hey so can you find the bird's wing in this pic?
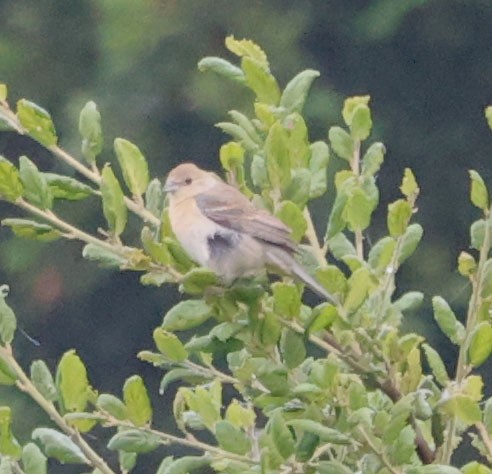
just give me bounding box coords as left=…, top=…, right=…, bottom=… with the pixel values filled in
left=195, top=185, right=296, bottom=251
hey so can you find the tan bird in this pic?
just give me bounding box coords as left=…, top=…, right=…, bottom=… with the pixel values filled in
left=164, top=163, right=334, bottom=302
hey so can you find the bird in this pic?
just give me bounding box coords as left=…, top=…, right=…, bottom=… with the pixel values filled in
left=164, top=163, right=334, bottom=302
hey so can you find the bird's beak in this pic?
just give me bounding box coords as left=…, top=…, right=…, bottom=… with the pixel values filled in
left=163, top=179, right=177, bottom=194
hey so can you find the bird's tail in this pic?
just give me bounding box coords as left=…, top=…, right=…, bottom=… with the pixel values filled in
left=265, top=247, right=336, bottom=304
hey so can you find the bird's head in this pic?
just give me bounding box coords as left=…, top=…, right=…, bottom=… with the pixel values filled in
left=164, top=163, right=218, bottom=199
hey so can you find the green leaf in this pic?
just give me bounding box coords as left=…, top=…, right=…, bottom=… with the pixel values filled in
left=432, top=296, right=465, bottom=345
left=400, top=168, right=419, bottom=198
left=0, top=158, right=23, bottom=201
left=219, top=141, right=246, bottom=172
left=367, top=236, right=395, bottom=272
left=216, top=122, right=259, bottom=151
left=119, top=451, right=137, bottom=473
left=344, top=266, right=374, bottom=312
left=399, top=223, right=423, bottom=263
left=308, top=303, right=337, bottom=332
left=387, top=199, right=412, bottom=237
left=225, top=400, right=256, bottom=429
left=486, top=105, right=492, bottom=131
left=265, top=122, right=290, bottom=190
left=22, top=442, right=47, bottom=474
left=114, top=138, right=150, bottom=197
left=96, top=394, right=127, bottom=420
left=268, top=411, right=295, bottom=459
left=214, top=420, right=251, bottom=455
left=309, top=141, right=329, bottom=198
left=349, top=104, right=372, bottom=140
left=82, top=243, right=127, bottom=268
left=272, top=282, right=301, bottom=319
left=30, top=360, right=57, bottom=401
left=123, top=375, right=152, bottom=427
left=2, top=218, right=60, bottom=242
left=422, top=343, right=449, bottom=386
left=458, top=251, right=477, bottom=276
left=280, top=69, right=320, bottom=112
left=469, top=170, right=489, bottom=210
left=19, top=156, right=53, bottom=209
left=393, top=291, right=424, bottom=313
left=317, top=461, right=353, bottom=474
left=328, top=232, right=356, bottom=261
left=0, top=85, right=6, bottom=102
left=100, top=165, right=127, bottom=236
left=283, top=168, right=310, bottom=207
left=197, top=57, right=246, bottom=84
left=250, top=154, right=268, bottom=188
left=56, top=350, right=90, bottom=412
left=296, top=431, right=319, bottom=462
left=162, top=300, right=212, bottom=331
left=180, top=268, right=219, bottom=295
left=159, top=368, right=209, bottom=396
left=328, top=126, right=353, bottom=161
left=0, top=406, right=21, bottom=458
left=288, top=419, right=350, bottom=444
left=44, top=173, right=94, bottom=200
left=107, top=429, right=160, bottom=453
left=32, top=427, right=88, bottom=464
left=79, top=101, right=103, bottom=164
left=16, top=99, right=57, bottom=147
left=316, top=265, right=347, bottom=297
left=407, top=467, right=461, bottom=474
left=342, top=187, right=374, bottom=231
left=0, top=352, right=16, bottom=385
left=229, top=111, right=262, bottom=145
left=242, top=56, right=280, bottom=105
left=275, top=201, right=307, bottom=242
left=440, top=394, right=481, bottom=425
left=484, top=397, right=492, bottom=434
left=157, top=455, right=210, bottom=474
left=0, top=286, right=16, bottom=345
left=462, top=462, right=492, bottom=474
left=280, top=328, right=306, bottom=369
left=342, top=95, right=371, bottom=126
left=145, top=178, right=164, bottom=217
left=225, top=36, right=269, bottom=65
left=153, top=328, right=188, bottom=362
left=471, top=219, right=487, bottom=249
left=361, top=142, right=386, bottom=176
left=325, top=191, right=348, bottom=239
left=468, top=322, right=492, bottom=367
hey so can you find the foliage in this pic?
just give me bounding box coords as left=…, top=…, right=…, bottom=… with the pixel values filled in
left=0, top=37, right=492, bottom=473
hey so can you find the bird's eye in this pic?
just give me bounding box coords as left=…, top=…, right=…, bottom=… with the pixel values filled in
left=184, top=178, right=192, bottom=185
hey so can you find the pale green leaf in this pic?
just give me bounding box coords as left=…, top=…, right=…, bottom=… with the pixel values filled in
left=100, top=165, right=127, bottom=236
left=56, top=350, right=90, bottom=412
left=19, top=156, right=53, bottom=209
left=0, top=158, right=23, bottom=201
left=32, top=428, right=88, bottom=464
left=123, top=375, right=152, bottom=426
left=17, top=99, right=57, bottom=147
left=197, top=57, right=246, bottom=84
left=469, top=170, right=489, bottom=210
left=107, top=429, right=159, bottom=453
left=79, top=101, right=103, bottom=164
left=114, top=138, right=149, bottom=197
left=0, top=285, right=16, bottom=345
left=30, top=360, right=57, bottom=401
left=22, top=442, right=47, bottom=474
left=328, top=126, right=353, bottom=161
left=162, top=300, right=212, bottom=331
left=468, top=322, right=492, bottom=367
left=432, top=296, right=465, bottom=345
left=2, top=218, right=60, bottom=242
left=153, top=328, right=188, bottom=362
left=214, top=420, right=251, bottom=455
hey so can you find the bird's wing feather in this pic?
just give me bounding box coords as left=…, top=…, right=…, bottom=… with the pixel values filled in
left=195, top=186, right=296, bottom=251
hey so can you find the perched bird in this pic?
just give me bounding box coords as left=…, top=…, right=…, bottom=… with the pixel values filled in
left=164, top=163, right=334, bottom=302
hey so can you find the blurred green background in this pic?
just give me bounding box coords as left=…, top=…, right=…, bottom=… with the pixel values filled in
left=1, top=0, right=492, bottom=470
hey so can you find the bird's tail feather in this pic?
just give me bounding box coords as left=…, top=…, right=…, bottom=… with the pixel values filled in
left=265, top=247, right=336, bottom=304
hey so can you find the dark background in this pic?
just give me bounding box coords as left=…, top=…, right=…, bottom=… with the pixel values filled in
left=1, top=0, right=492, bottom=470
